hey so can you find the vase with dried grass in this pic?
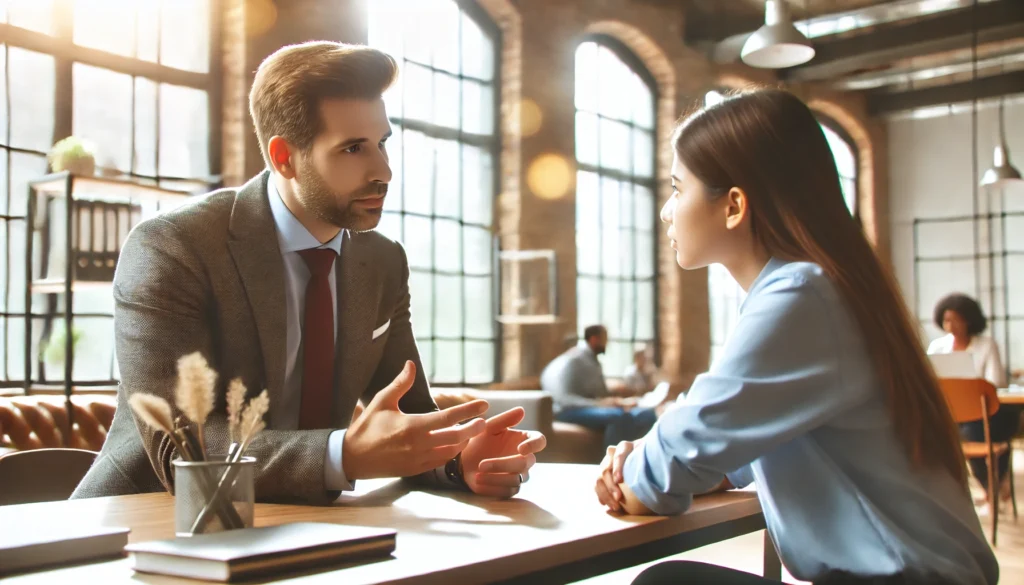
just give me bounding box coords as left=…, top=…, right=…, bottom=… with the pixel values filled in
left=129, top=352, right=269, bottom=537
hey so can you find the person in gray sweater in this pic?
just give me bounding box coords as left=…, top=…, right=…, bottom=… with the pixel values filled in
left=540, top=325, right=656, bottom=447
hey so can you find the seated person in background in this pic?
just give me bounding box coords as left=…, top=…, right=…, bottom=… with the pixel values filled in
left=623, top=345, right=658, bottom=395
left=928, top=293, right=1005, bottom=387
left=928, top=292, right=1020, bottom=507
left=541, top=325, right=657, bottom=448
left=623, top=345, right=675, bottom=412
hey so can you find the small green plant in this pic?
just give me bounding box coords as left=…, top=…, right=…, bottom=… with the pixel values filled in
left=48, top=136, right=97, bottom=175
left=41, top=323, right=84, bottom=367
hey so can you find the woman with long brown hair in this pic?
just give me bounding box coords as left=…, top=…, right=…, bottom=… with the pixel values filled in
left=593, top=88, right=997, bottom=585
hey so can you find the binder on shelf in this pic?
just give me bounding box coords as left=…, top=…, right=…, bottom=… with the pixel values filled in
left=27, top=173, right=196, bottom=290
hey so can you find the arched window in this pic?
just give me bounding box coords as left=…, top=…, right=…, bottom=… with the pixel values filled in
left=368, top=0, right=499, bottom=384
left=819, top=121, right=858, bottom=215
left=574, top=39, right=657, bottom=376
left=703, top=91, right=860, bottom=363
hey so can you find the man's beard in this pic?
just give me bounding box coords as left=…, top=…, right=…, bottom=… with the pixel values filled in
left=295, top=163, right=387, bottom=232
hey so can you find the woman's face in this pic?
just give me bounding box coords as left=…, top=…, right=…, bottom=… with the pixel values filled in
left=942, top=309, right=969, bottom=339
left=659, top=155, right=732, bottom=270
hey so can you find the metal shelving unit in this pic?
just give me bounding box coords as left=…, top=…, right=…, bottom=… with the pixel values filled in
left=24, top=172, right=196, bottom=444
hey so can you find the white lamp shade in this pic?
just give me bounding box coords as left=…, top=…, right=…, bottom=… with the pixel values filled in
left=741, top=0, right=815, bottom=69
left=980, top=145, right=1024, bottom=188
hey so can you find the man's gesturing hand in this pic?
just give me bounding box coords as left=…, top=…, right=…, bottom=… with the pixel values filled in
left=461, top=407, right=547, bottom=498
left=342, top=361, right=489, bottom=480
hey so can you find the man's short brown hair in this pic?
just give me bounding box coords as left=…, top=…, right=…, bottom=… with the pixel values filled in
left=249, top=41, right=398, bottom=166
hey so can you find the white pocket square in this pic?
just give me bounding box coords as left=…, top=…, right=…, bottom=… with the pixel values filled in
left=372, top=320, right=391, bottom=340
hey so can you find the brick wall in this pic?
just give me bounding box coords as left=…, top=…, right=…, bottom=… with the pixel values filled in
left=218, top=0, right=885, bottom=386
left=501, top=0, right=719, bottom=383
left=219, top=0, right=371, bottom=183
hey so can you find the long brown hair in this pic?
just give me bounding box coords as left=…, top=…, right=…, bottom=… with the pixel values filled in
left=675, top=88, right=966, bottom=485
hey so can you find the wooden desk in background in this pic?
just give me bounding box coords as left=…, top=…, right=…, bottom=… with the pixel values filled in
left=998, top=390, right=1024, bottom=406
left=0, top=463, right=776, bottom=585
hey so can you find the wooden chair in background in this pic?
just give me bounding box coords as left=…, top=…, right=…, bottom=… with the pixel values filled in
left=938, top=378, right=1017, bottom=546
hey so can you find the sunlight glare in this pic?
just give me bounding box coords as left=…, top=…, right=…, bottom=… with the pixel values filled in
left=246, top=0, right=277, bottom=38
left=527, top=153, right=574, bottom=201
left=519, top=98, right=543, bottom=138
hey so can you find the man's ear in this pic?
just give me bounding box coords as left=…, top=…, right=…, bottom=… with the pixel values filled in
left=267, top=136, right=296, bottom=179
left=724, top=187, right=749, bottom=231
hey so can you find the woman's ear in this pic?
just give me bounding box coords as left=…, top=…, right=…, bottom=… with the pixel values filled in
left=724, top=187, right=749, bottom=231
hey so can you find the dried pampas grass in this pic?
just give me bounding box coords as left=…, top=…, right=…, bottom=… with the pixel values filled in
left=131, top=353, right=269, bottom=466
left=129, top=393, right=190, bottom=458
left=238, top=390, right=269, bottom=451
left=175, top=352, right=217, bottom=456
left=226, top=378, right=247, bottom=444
left=130, top=393, right=174, bottom=434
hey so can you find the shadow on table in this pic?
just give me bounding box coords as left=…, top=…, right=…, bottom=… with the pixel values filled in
left=335, top=478, right=562, bottom=533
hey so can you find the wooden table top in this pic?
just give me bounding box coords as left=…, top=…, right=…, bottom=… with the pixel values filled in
left=998, top=390, right=1024, bottom=405
left=0, top=463, right=763, bottom=585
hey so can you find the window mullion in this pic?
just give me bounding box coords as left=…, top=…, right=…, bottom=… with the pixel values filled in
left=206, top=0, right=223, bottom=180
left=52, top=0, right=75, bottom=144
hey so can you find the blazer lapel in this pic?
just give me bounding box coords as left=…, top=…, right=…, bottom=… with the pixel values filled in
left=334, top=230, right=382, bottom=423
left=227, top=171, right=287, bottom=418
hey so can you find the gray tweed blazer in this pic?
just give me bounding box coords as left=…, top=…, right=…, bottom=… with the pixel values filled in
left=71, top=171, right=437, bottom=504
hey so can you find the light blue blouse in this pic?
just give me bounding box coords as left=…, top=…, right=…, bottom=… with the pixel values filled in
left=624, top=259, right=998, bottom=584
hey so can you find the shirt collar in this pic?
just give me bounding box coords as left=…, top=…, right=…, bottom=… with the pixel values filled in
left=740, top=257, right=788, bottom=312
left=267, top=176, right=343, bottom=255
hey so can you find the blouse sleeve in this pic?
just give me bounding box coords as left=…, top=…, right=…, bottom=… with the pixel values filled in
left=622, top=271, right=872, bottom=515
left=980, top=337, right=1006, bottom=388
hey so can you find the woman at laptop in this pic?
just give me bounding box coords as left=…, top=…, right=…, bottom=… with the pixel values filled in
left=928, top=292, right=1019, bottom=509
left=593, top=88, right=997, bottom=585
left=928, top=293, right=1005, bottom=387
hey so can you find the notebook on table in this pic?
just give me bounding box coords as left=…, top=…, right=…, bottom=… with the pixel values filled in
left=125, top=522, right=397, bottom=582
left=0, top=525, right=130, bottom=575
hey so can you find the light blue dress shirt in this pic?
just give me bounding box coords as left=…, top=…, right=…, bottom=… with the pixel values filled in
left=267, top=179, right=352, bottom=492
left=624, top=259, right=998, bottom=584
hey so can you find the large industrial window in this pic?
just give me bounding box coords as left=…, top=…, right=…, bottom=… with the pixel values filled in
left=574, top=38, right=657, bottom=376
left=0, top=0, right=217, bottom=392
left=369, top=0, right=500, bottom=384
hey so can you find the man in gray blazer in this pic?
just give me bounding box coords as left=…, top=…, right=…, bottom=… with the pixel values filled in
left=73, top=41, right=544, bottom=504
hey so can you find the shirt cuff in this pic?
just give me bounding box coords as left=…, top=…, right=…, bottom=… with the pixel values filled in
left=726, top=464, right=754, bottom=489
left=325, top=429, right=355, bottom=492
left=623, top=441, right=693, bottom=516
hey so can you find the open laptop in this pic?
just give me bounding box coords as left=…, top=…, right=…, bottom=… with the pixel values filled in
left=927, top=352, right=978, bottom=379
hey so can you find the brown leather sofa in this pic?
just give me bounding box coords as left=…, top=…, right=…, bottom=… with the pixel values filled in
left=1, top=390, right=606, bottom=464
left=0, top=394, right=116, bottom=453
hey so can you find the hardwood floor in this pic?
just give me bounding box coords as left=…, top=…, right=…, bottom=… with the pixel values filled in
left=574, top=448, right=1024, bottom=584
left=984, top=447, right=1024, bottom=585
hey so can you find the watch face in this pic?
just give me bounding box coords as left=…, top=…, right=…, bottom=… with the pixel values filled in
left=445, top=457, right=466, bottom=486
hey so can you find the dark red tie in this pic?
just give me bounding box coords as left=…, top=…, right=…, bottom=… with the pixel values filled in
left=298, top=248, right=336, bottom=429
